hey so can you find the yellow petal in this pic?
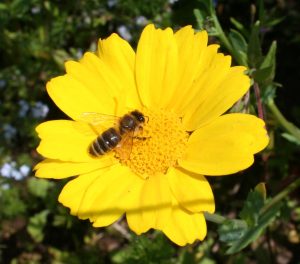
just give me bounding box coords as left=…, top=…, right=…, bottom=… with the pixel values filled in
left=183, top=66, right=250, bottom=130
left=126, top=174, right=172, bottom=235
left=182, top=53, right=231, bottom=116
left=87, top=165, right=144, bottom=227
left=58, top=169, right=104, bottom=217
left=135, top=24, right=179, bottom=109
left=167, top=167, right=215, bottom=213
left=179, top=113, right=269, bottom=175
left=75, top=53, right=121, bottom=98
left=34, top=158, right=114, bottom=179
left=168, top=27, right=208, bottom=114
left=162, top=197, right=207, bottom=246
left=174, top=42, right=220, bottom=117
left=47, top=74, right=115, bottom=121
left=59, top=165, right=143, bottom=227
left=98, top=33, right=141, bottom=110
left=36, top=120, right=100, bottom=162
left=75, top=52, right=127, bottom=115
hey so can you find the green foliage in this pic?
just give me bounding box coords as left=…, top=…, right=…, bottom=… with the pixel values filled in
left=218, top=219, right=248, bottom=244
left=255, top=41, right=277, bottom=84
left=219, top=186, right=282, bottom=254
left=111, top=233, right=175, bottom=264
left=239, top=188, right=265, bottom=226
left=228, top=29, right=248, bottom=66
left=0, top=186, right=27, bottom=218
left=247, top=21, right=263, bottom=67
left=27, top=178, right=55, bottom=198
left=27, top=210, right=49, bottom=243
left=226, top=201, right=282, bottom=254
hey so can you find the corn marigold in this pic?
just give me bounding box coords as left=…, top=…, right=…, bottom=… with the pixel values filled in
left=34, top=24, right=269, bottom=246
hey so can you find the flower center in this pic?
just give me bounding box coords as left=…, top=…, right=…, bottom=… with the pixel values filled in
left=115, top=108, right=188, bottom=178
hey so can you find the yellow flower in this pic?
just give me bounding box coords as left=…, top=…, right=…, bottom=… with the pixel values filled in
left=35, top=24, right=269, bottom=246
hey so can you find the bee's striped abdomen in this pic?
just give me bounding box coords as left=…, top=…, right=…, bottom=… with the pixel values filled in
left=89, top=128, right=121, bottom=157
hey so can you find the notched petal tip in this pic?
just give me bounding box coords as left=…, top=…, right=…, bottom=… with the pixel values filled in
left=181, top=113, right=269, bottom=176
left=167, top=167, right=215, bottom=213
left=162, top=204, right=207, bottom=246
left=144, top=23, right=156, bottom=30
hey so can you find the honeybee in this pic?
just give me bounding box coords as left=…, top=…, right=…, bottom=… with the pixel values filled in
left=79, top=110, right=145, bottom=158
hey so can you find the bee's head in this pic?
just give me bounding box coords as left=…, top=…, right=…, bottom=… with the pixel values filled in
left=131, top=110, right=145, bottom=123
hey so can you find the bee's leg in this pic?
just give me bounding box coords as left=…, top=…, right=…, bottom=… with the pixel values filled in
left=134, top=136, right=150, bottom=141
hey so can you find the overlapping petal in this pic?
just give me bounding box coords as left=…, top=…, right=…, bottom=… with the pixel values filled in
left=179, top=113, right=269, bottom=175
left=47, top=73, right=115, bottom=121
left=98, top=33, right=141, bottom=109
left=126, top=175, right=172, bottom=235
left=59, top=164, right=144, bottom=226
left=34, top=158, right=114, bottom=179
left=36, top=120, right=99, bottom=162
left=162, top=197, right=207, bottom=246
left=135, top=24, right=179, bottom=109
left=47, top=33, right=140, bottom=120
left=183, top=66, right=250, bottom=130
left=167, top=167, right=215, bottom=213
left=169, top=26, right=209, bottom=114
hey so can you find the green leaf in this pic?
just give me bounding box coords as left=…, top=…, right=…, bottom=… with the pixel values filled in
left=52, top=49, right=72, bottom=69
left=0, top=3, right=8, bottom=10
left=52, top=212, right=73, bottom=229
left=194, top=10, right=218, bottom=36
left=194, top=9, right=205, bottom=30
left=252, top=66, right=273, bottom=83
left=177, top=250, right=195, bottom=264
left=247, top=21, right=262, bottom=67
left=0, top=187, right=27, bottom=218
left=239, top=188, right=265, bottom=227
left=27, top=210, right=49, bottom=243
left=228, top=29, right=248, bottom=66
left=258, top=41, right=277, bottom=82
left=197, top=0, right=214, bottom=13
left=267, top=17, right=285, bottom=27
left=255, top=182, right=267, bottom=200
left=27, top=178, right=54, bottom=198
left=261, top=84, right=277, bottom=102
left=218, top=219, right=248, bottom=244
left=281, top=133, right=300, bottom=146
left=198, top=258, right=216, bottom=264
left=230, top=17, right=249, bottom=37
left=257, top=0, right=265, bottom=25
left=226, top=201, right=282, bottom=254
left=229, top=29, right=248, bottom=53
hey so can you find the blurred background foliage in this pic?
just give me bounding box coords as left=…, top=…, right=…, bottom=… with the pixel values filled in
left=0, top=0, right=300, bottom=263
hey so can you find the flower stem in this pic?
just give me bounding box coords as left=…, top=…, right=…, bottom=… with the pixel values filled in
left=260, top=177, right=300, bottom=215
left=204, top=212, right=226, bottom=224
left=211, top=14, right=232, bottom=53
left=204, top=212, right=247, bottom=228
left=267, top=99, right=300, bottom=142
left=253, top=82, right=265, bottom=120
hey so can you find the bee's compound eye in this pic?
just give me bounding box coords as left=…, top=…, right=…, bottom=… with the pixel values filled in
left=137, top=115, right=145, bottom=122
left=131, top=110, right=145, bottom=123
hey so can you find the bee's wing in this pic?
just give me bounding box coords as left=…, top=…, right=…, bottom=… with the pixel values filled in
left=115, top=130, right=134, bottom=161
left=77, top=112, right=120, bottom=134
left=78, top=112, right=119, bottom=126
